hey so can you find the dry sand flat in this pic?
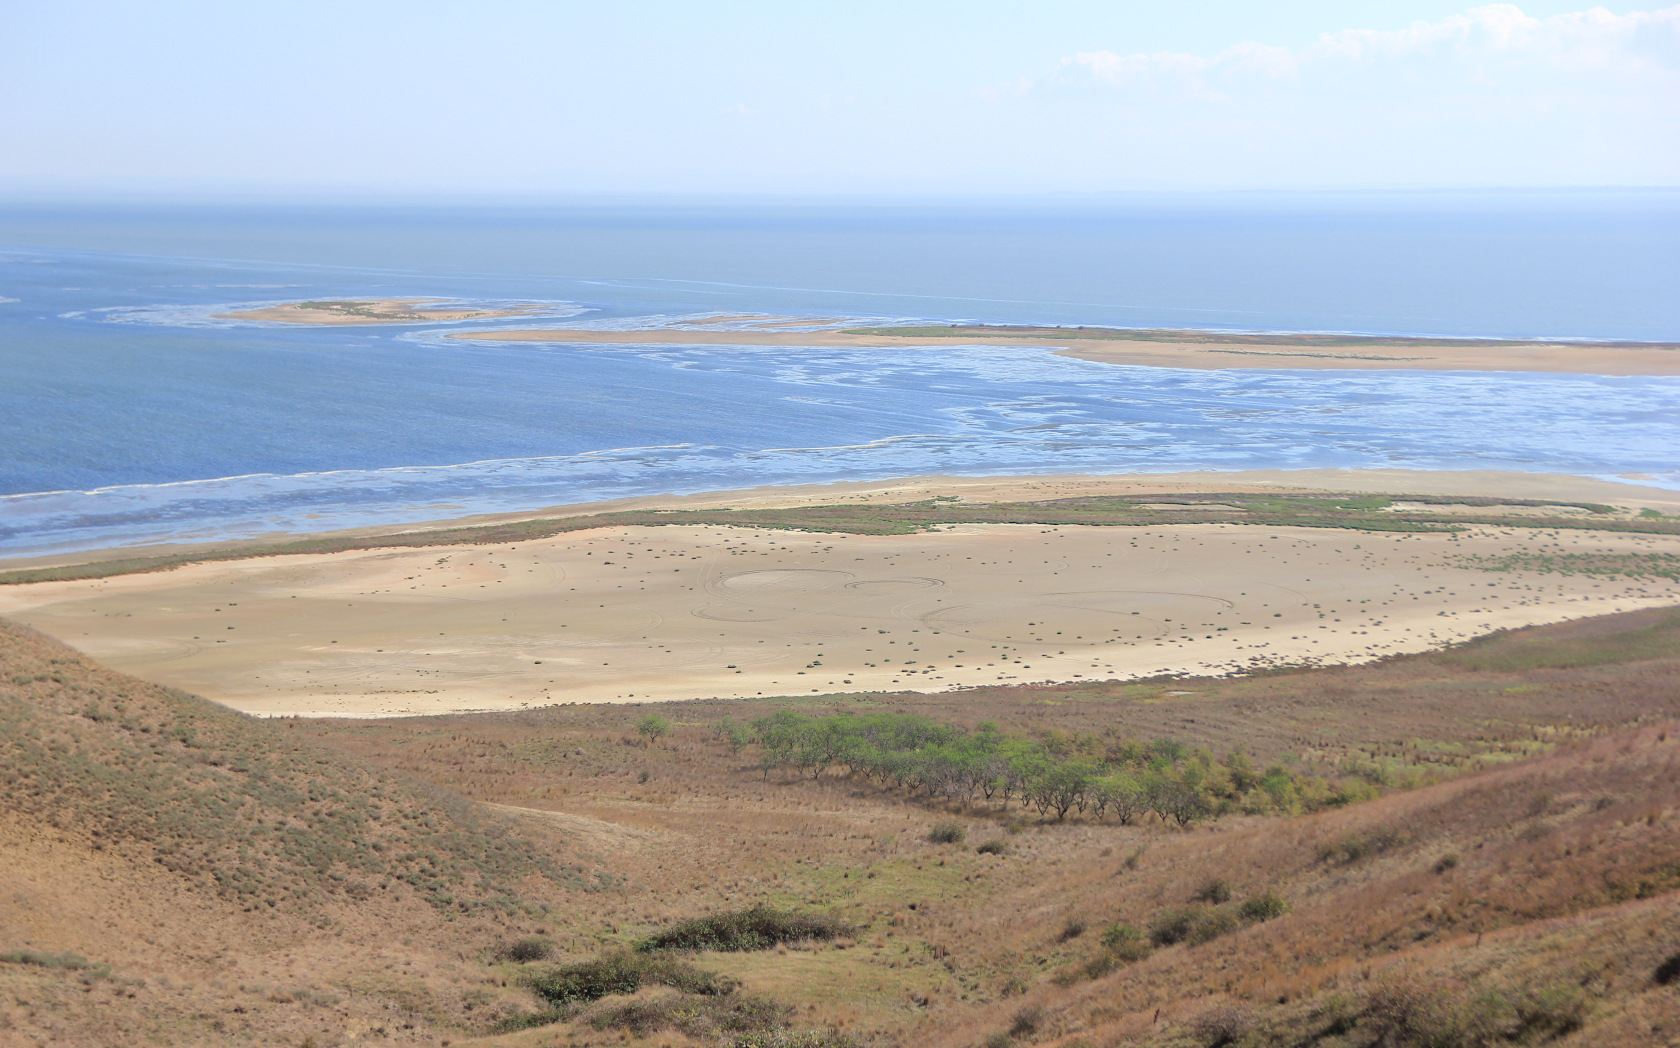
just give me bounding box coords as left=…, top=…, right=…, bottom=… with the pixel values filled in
left=4, top=517, right=1677, bottom=717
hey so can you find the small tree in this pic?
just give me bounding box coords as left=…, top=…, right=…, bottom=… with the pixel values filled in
left=637, top=715, right=670, bottom=745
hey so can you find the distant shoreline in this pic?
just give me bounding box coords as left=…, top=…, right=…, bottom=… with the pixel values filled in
left=449, top=321, right=1680, bottom=375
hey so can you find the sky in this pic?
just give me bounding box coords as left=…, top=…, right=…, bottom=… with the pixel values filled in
left=2, top=1, right=1677, bottom=196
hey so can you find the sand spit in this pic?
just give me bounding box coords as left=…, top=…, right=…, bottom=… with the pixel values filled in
left=451, top=323, right=1680, bottom=375
left=218, top=298, right=548, bottom=325
left=4, top=509, right=1677, bottom=717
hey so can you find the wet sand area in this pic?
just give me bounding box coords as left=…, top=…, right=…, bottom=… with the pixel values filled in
left=5, top=508, right=1677, bottom=717
left=451, top=322, right=1680, bottom=375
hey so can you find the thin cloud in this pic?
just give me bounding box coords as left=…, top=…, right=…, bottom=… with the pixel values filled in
left=1032, top=3, right=1679, bottom=100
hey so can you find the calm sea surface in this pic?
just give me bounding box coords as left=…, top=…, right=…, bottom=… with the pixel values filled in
left=2, top=193, right=1677, bottom=556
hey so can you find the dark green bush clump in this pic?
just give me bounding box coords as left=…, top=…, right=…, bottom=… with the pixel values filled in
left=1655, top=950, right=1680, bottom=986
left=498, top=937, right=555, bottom=962
left=928, top=821, right=967, bottom=844
left=976, top=839, right=1010, bottom=855
left=588, top=993, right=791, bottom=1038
left=528, top=951, right=736, bottom=1005
left=638, top=905, right=856, bottom=953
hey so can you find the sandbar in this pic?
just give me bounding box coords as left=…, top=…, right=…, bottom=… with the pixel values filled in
left=218, top=298, right=549, bottom=325
left=451, top=322, right=1680, bottom=375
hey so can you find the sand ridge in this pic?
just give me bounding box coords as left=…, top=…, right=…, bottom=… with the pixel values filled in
left=4, top=516, right=1677, bottom=717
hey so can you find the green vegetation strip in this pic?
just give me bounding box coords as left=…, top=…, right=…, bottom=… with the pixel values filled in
left=6, top=493, right=1671, bottom=586
left=725, top=710, right=1380, bottom=824
left=1456, top=550, right=1680, bottom=582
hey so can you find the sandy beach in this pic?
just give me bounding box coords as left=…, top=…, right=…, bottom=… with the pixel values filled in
left=4, top=469, right=1677, bottom=717
left=450, top=325, right=1680, bottom=375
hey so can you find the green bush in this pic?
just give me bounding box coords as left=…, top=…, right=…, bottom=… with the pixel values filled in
left=1149, top=907, right=1200, bottom=946
left=928, top=821, right=967, bottom=844
left=1237, top=891, right=1289, bottom=922
left=975, top=839, right=1010, bottom=855
left=1187, top=907, right=1237, bottom=944
left=527, top=951, right=736, bottom=1005
left=638, top=905, right=855, bottom=952
left=1098, top=923, right=1152, bottom=962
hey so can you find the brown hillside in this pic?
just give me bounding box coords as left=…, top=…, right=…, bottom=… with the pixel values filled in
left=3, top=605, right=1679, bottom=1047
left=0, top=619, right=613, bottom=1046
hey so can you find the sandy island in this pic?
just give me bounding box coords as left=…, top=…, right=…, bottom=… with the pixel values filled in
left=3, top=469, right=1677, bottom=718
left=452, top=321, right=1680, bottom=375
left=218, top=298, right=550, bottom=325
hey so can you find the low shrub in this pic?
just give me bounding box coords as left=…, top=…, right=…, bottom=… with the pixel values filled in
left=527, top=951, right=736, bottom=1005
left=1319, top=826, right=1407, bottom=865
left=1655, top=949, right=1680, bottom=986
left=1009, top=1004, right=1045, bottom=1037
left=1511, top=983, right=1591, bottom=1037
left=638, top=905, right=856, bottom=952
left=976, top=839, right=1010, bottom=855
left=730, top=1031, right=864, bottom=1048
left=1099, top=923, right=1152, bottom=962
left=0, top=950, right=91, bottom=970
left=1057, top=918, right=1086, bottom=942
left=1189, top=1001, right=1256, bottom=1047
left=1149, top=907, right=1201, bottom=946
left=1434, top=853, right=1460, bottom=874
left=1187, top=907, right=1237, bottom=945
left=1193, top=877, right=1233, bottom=904
left=491, top=1009, right=568, bottom=1033
left=928, top=821, right=967, bottom=844
left=587, top=992, right=791, bottom=1038
left=983, top=1032, right=1012, bottom=1048
left=1237, top=890, right=1289, bottom=922
left=497, top=937, right=554, bottom=963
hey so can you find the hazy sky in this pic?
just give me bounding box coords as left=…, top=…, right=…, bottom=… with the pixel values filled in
left=4, top=1, right=1676, bottom=195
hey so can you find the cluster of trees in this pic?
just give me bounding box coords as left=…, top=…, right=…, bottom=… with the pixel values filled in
left=716, top=711, right=1375, bottom=824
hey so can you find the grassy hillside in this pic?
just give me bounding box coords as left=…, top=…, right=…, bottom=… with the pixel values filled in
left=0, top=619, right=617, bottom=1046
left=3, top=605, right=1678, bottom=1046
left=296, top=606, right=1680, bottom=1048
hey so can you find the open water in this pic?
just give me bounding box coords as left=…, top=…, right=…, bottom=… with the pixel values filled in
left=1, top=192, right=1677, bottom=556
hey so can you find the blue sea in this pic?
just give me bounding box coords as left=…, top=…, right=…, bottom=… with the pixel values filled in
left=2, top=192, right=1677, bottom=557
